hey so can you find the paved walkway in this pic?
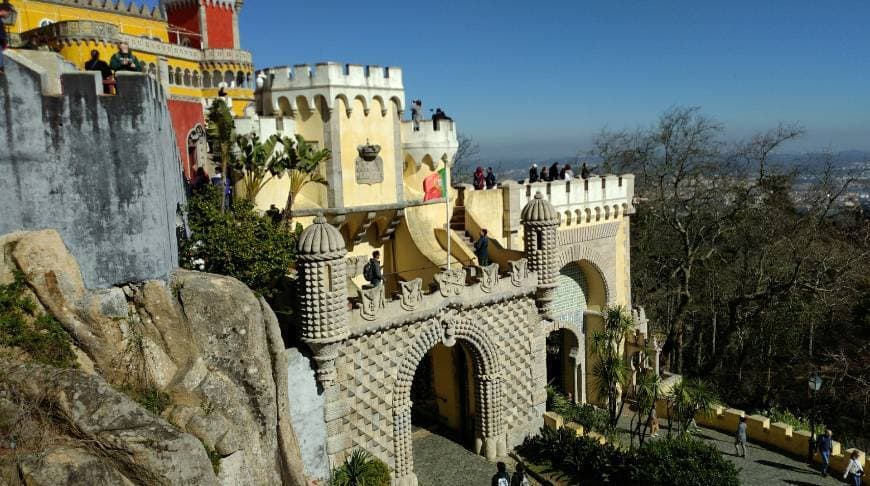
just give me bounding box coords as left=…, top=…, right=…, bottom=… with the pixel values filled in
left=696, top=426, right=845, bottom=486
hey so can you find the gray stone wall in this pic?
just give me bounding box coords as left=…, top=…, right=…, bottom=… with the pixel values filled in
left=0, top=52, right=184, bottom=289
left=285, top=348, right=330, bottom=481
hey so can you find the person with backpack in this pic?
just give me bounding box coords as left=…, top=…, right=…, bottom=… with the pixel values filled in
left=491, top=462, right=510, bottom=486
left=363, top=251, right=383, bottom=288
left=843, top=450, right=864, bottom=486
left=511, top=463, right=530, bottom=486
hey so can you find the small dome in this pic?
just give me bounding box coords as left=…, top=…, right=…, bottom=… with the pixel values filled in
left=296, top=215, right=347, bottom=260
left=521, top=192, right=558, bottom=224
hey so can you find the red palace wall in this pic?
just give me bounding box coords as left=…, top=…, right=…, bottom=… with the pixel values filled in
left=168, top=99, right=205, bottom=178
left=166, top=3, right=202, bottom=49
left=204, top=4, right=235, bottom=48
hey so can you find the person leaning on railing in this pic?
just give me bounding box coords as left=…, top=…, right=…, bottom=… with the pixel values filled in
left=110, top=42, right=143, bottom=74
left=85, top=49, right=114, bottom=94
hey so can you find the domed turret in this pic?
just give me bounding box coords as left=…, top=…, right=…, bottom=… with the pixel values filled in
left=295, top=216, right=349, bottom=349
left=521, top=192, right=560, bottom=316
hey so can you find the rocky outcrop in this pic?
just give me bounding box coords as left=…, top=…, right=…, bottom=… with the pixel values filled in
left=0, top=230, right=307, bottom=485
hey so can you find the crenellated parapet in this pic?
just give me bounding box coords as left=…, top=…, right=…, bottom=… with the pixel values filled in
left=517, top=174, right=635, bottom=226
left=401, top=118, right=459, bottom=169
left=30, top=0, right=165, bottom=20
left=257, top=62, right=405, bottom=117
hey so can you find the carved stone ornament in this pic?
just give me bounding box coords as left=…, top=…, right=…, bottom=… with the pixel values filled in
left=355, top=141, right=384, bottom=185
left=359, top=285, right=385, bottom=321
left=399, top=278, right=423, bottom=311
left=441, top=316, right=459, bottom=347
left=435, top=268, right=466, bottom=297
left=510, top=258, right=529, bottom=287
left=479, top=263, right=500, bottom=293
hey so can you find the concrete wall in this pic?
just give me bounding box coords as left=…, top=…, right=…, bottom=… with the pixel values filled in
left=0, top=51, right=184, bottom=289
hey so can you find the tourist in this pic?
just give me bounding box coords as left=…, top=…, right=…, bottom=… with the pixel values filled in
left=647, top=408, right=660, bottom=437
left=0, top=3, right=12, bottom=73
left=84, top=50, right=114, bottom=94
left=549, top=162, right=560, bottom=180
left=474, top=229, right=490, bottom=267
left=528, top=164, right=539, bottom=183
left=817, top=429, right=833, bottom=477
left=561, top=164, right=574, bottom=180
left=580, top=162, right=591, bottom=179
left=540, top=166, right=551, bottom=182
left=734, top=416, right=748, bottom=458
left=485, top=167, right=497, bottom=189
left=492, top=462, right=511, bottom=486
left=363, top=250, right=383, bottom=288
left=510, top=463, right=530, bottom=486
left=432, top=107, right=451, bottom=130
left=473, top=166, right=486, bottom=190
left=265, top=204, right=282, bottom=224
left=110, top=42, right=143, bottom=73
left=843, top=450, right=864, bottom=486
left=190, top=167, right=210, bottom=193
left=411, top=99, right=423, bottom=131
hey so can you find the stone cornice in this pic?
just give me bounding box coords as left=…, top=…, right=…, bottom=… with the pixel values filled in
left=33, top=0, right=165, bottom=20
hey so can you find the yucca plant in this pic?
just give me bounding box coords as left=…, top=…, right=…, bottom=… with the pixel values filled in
left=665, top=378, right=717, bottom=436
left=205, top=99, right=236, bottom=212
left=331, top=449, right=391, bottom=486
left=279, top=134, right=330, bottom=226
left=591, top=305, right=634, bottom=429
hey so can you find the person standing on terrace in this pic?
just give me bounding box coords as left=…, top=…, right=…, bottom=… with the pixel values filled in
left=85, top=50, right=113, bottom=94
left=528, top=164, right=539, bottom=183
left=110, top=42, right=143, bottom=73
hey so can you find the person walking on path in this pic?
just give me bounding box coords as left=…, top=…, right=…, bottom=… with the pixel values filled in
left=510, top=463, right=530, bottom=486
left=528, top=164, right=539, bottom=183
left=485, top=167, right=497, bottom=189
left=817, top=429, right=834, bottom=477
left=474, top=229, right=490, bottom=267
left=734, top=416, right=748, bottom=458
left=492, top=462, right=511, bottom=486
left=109, top=42, right=143, bottom=73
left=363, top=251, right=383, bottom=288
left=843, top=450, right=864, bottom=486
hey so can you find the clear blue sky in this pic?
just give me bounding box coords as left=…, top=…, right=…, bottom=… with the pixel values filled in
left=237, top=1, right=870, bottom=159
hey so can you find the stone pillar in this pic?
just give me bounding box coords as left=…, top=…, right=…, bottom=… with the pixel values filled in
left=198, top=2, right=209, bottom=48
left=156, top=57, right=170, bottom=95
left=232, top=1, right=243, bottom=49
left=521, top=191, right=560, bottom=317
left=295, top=215, right=349, bottom=388
left=392, top=406, right=418, bottom=486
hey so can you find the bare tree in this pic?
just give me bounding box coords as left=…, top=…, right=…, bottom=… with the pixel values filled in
left=452, top=133, right=480, bottom=183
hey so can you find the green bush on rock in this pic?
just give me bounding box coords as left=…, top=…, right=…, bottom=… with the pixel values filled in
left=331, top=449, right=391, bottom=486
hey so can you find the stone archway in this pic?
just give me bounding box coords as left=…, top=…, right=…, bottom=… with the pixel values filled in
left=392, top=315, right=505, bottom=486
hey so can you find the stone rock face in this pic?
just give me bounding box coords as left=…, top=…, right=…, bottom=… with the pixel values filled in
left=0, top=230, right=308, bottom=486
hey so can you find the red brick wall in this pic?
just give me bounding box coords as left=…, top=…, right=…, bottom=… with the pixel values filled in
left=168, top=99, right=205, bottom=178
left=204, top=4, right=235, bottom=48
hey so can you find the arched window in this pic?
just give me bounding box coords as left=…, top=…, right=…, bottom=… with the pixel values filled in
left=202, top=71, right=211, bottom=89
left=183, top=69, right=191, bottom=86
left=175, top=68, right=183, bottom=86
left=212, top=70, right=222, bottom=86
left=167, top=68, right=175, bottom=85
left=224, top=70, right=234, bottom=87
left=192, top=71, right=200, bottom=87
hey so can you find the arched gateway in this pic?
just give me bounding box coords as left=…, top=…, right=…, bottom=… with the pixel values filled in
left=291, top=192, right=638, bottom=485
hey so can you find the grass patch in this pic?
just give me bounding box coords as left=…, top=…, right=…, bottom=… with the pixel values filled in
left=200, top=439, right=221, bottom=475
left=117, top=385, right=171, bottom=416
left=0, top=269, right=77, bottom=369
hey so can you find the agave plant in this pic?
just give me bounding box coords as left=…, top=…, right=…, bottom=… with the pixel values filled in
left=331, top=449, right=391, bottom=486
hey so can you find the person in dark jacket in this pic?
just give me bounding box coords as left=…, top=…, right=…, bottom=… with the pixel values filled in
left=474, top=229, right=490, bottom=267
left=528, top=164, right=539, bottom=183
left=485, top=167, right=497, bottom=189
left=540, top=166, right=550, bottom=182
left=109, top=42, right=143, bottom=73
left=85, top=50, right=114, bottom=93
left=473, top=166, right=486, bottom=190
left=549, top=162, right=560, bottom=180
left=0, top=3, right=13, bottom=73
left=581, top=162, right=591, bottom=179
left=491, top=461, right=510, bottom=486
left=817, top=429, right=834, bottom=477
left=364, top=251, right=383, bottom=288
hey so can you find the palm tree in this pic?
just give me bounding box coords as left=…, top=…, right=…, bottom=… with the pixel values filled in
left=279, top=134, right=330, bottom=226
left=591, top=305, right=635, bottom=429
left=206, top=99, right=236, bottom=212
left=666, top=378, right=717, bottom=436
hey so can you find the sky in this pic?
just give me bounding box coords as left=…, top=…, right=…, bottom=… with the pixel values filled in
left=236, top=0, right=870, bottom=160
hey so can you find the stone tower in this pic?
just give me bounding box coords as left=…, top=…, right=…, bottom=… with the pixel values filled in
left=162, top=0, right=244, bottom=49
left=294, top=215, right=348, bottom=386
left=521, top=191, right=560, bottom=317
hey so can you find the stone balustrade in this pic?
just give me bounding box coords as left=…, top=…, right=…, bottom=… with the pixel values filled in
left=510, top=174, right=635, bottom=226
left=401, top=119, right=459, bottom=167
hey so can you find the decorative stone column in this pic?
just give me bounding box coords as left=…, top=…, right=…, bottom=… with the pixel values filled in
left=521, top=191, right=560, bottom=317
left=294, top=215, right=348, bottom=388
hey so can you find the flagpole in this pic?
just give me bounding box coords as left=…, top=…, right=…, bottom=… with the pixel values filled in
left=443, top=154, right=451, bottom=271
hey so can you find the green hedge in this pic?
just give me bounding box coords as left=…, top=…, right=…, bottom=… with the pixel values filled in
left=546, top=387, right=613, bottom=436
left=517, top=427, right=740, bottom=486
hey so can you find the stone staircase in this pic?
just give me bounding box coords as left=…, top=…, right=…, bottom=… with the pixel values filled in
left=449, top=202, right=475, bottom=252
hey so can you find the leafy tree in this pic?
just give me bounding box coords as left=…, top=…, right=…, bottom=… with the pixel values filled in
left=331, top=449, right=391, bottom=486
left=205, top=99, right=238, bottom=212
left=280, top=134, right=330, bottom=225
left=591, top=305, right=634, bottom=429
left=179, top=185, right=297, bottom=301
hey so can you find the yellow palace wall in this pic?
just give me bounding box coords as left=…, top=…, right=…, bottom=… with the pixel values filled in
left=10, top=0, right=169, bottom=40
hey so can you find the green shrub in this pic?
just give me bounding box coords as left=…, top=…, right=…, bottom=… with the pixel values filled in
left=332, top=449, right=391, bottom=486
left=0, top=269, right=77, bottom=368
left=627, top=436, right=740, bottom=486
left=117, top=385, right=171, bottom=416
left=751, top=407, right=824, bottom=435
left=517, top=427, right=627, bottom=481
left=546, top=387, right=612, bottom=436
left=180, top=186, right=298, bottom=301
